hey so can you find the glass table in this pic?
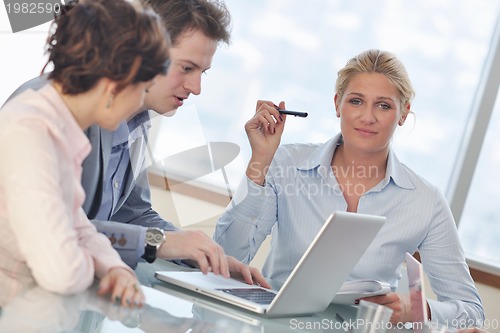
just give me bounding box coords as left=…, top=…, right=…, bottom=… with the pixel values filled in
left=0, top=260, right=360, bottom=332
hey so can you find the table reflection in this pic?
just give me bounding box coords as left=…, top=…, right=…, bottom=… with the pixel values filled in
left=0, top=283, right=215, bottom=333
left=0, top=260, right=360, bottom=333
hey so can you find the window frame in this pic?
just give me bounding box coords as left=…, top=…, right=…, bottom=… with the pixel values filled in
left=446, top=17, right=500, bottom=286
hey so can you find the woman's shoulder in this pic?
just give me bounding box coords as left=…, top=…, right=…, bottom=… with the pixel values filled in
left=275, top=136, right=339, bottom=168
left=396, top=160, right=442, bottom=196
left=279, top=142, right=323, bottom=153
left=275, top=142, right=324, bottom=164
left=0, top=86, right=62, bottom=137
left=2, top=75, right=49, bottom=106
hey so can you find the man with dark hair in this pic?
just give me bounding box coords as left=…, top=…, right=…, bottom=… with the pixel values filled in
left=7, top=0, right=268, bottom=285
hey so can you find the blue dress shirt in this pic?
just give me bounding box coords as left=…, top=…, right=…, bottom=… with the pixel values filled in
left=94, top=112, right=152, bottom=265
left=96, top=122, right=130, bottom=221
left=214, top=133, right=484, bottom=326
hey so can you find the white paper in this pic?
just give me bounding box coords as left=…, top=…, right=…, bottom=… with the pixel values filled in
left=331, top=279, right=391, bottom=305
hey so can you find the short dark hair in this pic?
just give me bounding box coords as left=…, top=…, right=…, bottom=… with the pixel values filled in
left=43, top=0, right=170, bottom=95
left=140, top=0, right=231, bottom=46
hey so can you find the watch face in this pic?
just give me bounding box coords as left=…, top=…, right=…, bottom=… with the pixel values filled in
left=146, top=228, right=164, bottom=246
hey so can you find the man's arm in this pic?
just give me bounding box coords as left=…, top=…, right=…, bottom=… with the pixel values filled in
left=106, top=168, right=268, bottom=285
left=91, top=166, right=178, bottom=268
left=91, top=219, right=146, bottom=269
left=109, top=168, right=178, bottom=231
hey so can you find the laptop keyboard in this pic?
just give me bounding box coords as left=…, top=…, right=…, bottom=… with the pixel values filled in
left=216, top=288, right=277, bottom=304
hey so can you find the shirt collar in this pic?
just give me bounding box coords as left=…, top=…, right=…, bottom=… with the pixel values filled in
left=112, top=122, right=130, bottom=147
left=112, top=111, right=151, bottom=148
left=128, top=110, right=150, bottom=133
left=127, top=110, right=151, bottom=146
left=383, top=150, right=415, bottom=190
left=296, top=132, right=415, bottom=190
left=296, top=133, right=342, bottom=172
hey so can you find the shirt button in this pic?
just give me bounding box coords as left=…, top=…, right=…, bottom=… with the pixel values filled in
left=118, top=234, right=127, bottom=246
left=114, top=181, right=119, bottom=189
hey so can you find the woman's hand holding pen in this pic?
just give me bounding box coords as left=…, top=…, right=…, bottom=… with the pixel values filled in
left=246, top=100, right=286, bottom=153
left=245, top=100, right=286, bottom=186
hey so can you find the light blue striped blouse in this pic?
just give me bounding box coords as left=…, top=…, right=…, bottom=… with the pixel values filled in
left=214, top=133, right=484, bottom=326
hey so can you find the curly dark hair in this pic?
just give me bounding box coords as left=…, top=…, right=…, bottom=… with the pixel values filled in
left=42, top=0, right=170, bottom=95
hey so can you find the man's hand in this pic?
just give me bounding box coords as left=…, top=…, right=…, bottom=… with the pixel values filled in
left=157, top=230, right=229, bottom=277
left=226, top=256, right=271, bottom=289
left=156, top=230, right=270, bottom=289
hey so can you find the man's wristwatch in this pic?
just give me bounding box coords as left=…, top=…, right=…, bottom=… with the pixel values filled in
left=141, top=227, right=165, bottom=263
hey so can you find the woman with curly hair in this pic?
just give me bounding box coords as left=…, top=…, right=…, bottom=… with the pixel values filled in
left=0, top=0, right=169, bottom=307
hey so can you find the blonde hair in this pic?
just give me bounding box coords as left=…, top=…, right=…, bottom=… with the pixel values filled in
left=336, top=49, right=415, bottom=115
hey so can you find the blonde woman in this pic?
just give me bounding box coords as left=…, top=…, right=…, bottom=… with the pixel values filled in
left=215, top=49, right=484, bottom=328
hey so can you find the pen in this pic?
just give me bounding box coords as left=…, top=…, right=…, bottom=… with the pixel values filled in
left=276, top=108, right=308, bottom=118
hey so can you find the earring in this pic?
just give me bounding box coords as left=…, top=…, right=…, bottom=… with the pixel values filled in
left=398, top=119, right=404, bottom=126
left=106, top=94, right=114, bottom=109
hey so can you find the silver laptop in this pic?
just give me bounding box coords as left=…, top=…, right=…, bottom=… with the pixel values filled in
left=155, top=211, right=386, bottom=317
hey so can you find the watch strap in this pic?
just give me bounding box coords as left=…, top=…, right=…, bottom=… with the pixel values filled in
left=142, top=244, right=157, bottom=263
